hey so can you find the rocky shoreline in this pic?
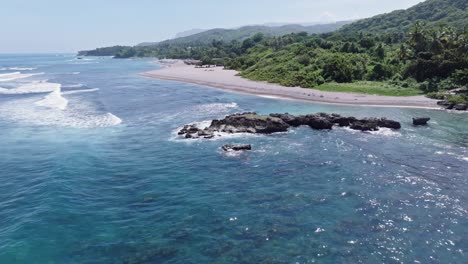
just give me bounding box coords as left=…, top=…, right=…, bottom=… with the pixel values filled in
left=178, top=112, right=406, bottom=140
left=437, top=101, right=468, bottom=111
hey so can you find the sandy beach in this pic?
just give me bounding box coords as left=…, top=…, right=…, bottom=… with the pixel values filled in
left=141, top=61, right=439, bottom=109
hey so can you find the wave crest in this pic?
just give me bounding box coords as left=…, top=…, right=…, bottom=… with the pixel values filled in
left=0, top=72, right=43, bottom=82
left=0, top=81, right=60, bottom=94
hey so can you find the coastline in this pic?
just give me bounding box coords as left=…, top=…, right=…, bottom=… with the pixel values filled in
left=141, top=60, right=440, bottom=109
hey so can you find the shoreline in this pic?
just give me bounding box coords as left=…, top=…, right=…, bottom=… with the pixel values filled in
left=140, top=60, right=440, bottom=110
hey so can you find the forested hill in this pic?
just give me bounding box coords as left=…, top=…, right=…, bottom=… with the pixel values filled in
left=77, top=0, right=468, bottom=103
left=78, top=46, right=131, bottom=56
left=146, top=22, right=351, bottom=46
left=340, top=0, right=467, bottom=34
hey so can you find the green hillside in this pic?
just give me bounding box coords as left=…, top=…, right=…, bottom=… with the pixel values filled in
left=78, top=0, right=468, bottom=101
left=340, top=0, right=467, bottom=34
left=78, top=46, right=130, bottom=56
left=139, top=22, right=351, bottom=47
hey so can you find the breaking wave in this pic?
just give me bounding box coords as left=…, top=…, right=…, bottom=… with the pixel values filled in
left=62, top=88, right=99, bottom=95
left=0, top=81, right=60, bottom=94
left=0, top=79, right=120, bottom=128
left=0, top=72, right=43, bottom=82
left=0, top=67, right=37, bottom=71
left=35, top=89, right=68, bottom=110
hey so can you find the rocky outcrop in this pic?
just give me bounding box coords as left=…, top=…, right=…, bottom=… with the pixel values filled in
left=178, top=112, right=402, bottom=139
left=269, top=113, right=302, bottom=127
left=349, top=120, right=379, bottom=131
left=454, top=104, right=467, bottom=111
left=437, top=101, right=467, bottom=111
left=437, top=100, right=455, bottom=109
left=413, top=117, right=431, bottom=126
left=210, top=113, right=289, bottom=134
left=178, top=125, right=214, bottom=139
left=305, top=116, right=334, bottom=130
left=222, top=144, right=252, bottom=151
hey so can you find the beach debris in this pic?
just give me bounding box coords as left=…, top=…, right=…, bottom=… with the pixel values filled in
left=413, top=117, right=431, bottom=126
left=222, top=144, right=252, bottom=151
left=177, top=112, right=402, bottom=139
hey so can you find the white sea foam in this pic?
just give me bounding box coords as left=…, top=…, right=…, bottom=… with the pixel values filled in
left=340, top=127, right=400, bottom=137
left=35, top=90, right=69, bottom=110
left=0, top=81, right=60, bottom=94
left=193, top=102, right=238, bottom=114
left=0, top=67, right=36, bottom=71
left=369, top=128, right=401, bottom=137
left=63, top=83, right=84, bottom=88
left=0, top=72, right=43, bottom=82
left=62, top=88, right=99, bottom=95
left=9, top=67, right=37, bottom=71
left=69, top=61, right=99, bottom=65
left=0, top=95, right=122, bottom=128
left=170, top=120, right=264, bottom=142
left=258, top=95, right=282, bottom=99
left=0, top=77, right=120, bottom=128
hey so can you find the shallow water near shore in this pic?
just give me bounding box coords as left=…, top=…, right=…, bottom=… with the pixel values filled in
left=0, top=54, right=467, bottom=263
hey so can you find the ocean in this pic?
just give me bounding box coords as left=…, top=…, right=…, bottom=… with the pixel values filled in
left=0, top=54, right=467, bottom=263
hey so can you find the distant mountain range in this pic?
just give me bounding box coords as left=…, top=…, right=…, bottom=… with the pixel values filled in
left=175, top=28, right=207, bottom=39
left=79, top=0, right=467, bottom=57
left=136, top=21, right=352, bottom=47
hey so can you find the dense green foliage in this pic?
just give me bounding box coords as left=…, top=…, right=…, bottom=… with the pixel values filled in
left=224, top=24, right=467, bottom=94
left=136, top=22, right=351, bottom=47
left=340, top=0, right=467, bottom=34
left=427, top=92, right=468, bottom=104
left=78, top=46, right=131, bottom=56
left=79, top=0, right=467, bottom=96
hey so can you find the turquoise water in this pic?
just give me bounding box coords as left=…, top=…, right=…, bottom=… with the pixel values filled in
left=0, top=54, right=467, bottom=263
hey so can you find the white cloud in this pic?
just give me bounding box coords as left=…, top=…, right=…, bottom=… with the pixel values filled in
left=318, top=11, right=338, bottom=23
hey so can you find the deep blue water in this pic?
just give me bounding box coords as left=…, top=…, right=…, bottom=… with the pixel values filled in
left=0, top=54, right=467, bottom=263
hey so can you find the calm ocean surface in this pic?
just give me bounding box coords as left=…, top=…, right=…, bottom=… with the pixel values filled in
left=0, top=54, right=467, bottom=263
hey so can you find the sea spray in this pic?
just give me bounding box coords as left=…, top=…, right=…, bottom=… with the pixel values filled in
left=35, top=88, right=69, bottom=110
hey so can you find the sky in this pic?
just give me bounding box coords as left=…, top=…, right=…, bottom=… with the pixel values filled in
left=0, top=0, right=423, bottom=53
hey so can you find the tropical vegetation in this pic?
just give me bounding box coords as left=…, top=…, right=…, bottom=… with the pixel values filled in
left=78, top=0, right=467, bottom=98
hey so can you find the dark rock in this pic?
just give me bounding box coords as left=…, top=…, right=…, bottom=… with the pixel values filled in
left=450, top=87, right=468, bottom=95
left=210, top=113, right=289, bottom=134
left=197, top=129, right=214, bottom=138
left=222, top=144, right=252, bottom=151
left=178, top=124, right=201, bottom=135
left=376, top=118, right=401, bottom=129
left=269, top=113, right=302, bottom=127
left=305, top=116, right=333, bottom=130
left=333, top=116, right=357, bottom=127
left=349, top=118, right=400, bottom=131
left=179, top=112, right=402, bottom=139
left=413, top=117, right=430, bottom=126
left=454, top=104, right=467, bottom=111
left=350, top=120, right=379, bottom=131
left=437, top=100, right=455, bottom=109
